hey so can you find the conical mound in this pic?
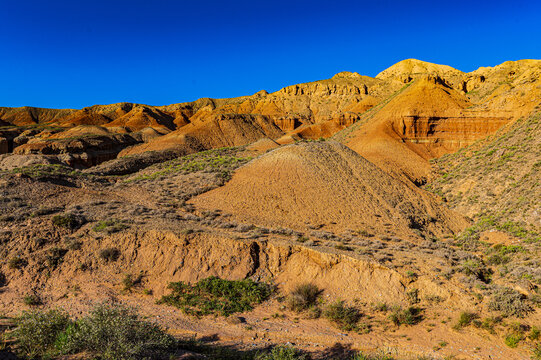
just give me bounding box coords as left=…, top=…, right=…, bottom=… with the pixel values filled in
left=191, top=140, right=466, bottom=240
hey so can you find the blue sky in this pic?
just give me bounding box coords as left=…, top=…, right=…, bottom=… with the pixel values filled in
left=0, top=0, right=539, bottom=109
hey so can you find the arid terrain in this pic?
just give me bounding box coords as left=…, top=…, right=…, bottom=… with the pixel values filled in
left=0, top=59, right=540, bottom=360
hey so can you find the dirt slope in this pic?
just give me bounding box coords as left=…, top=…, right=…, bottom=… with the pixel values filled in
left=427, top=109, right=541, bottom=230
left=191, top=140, right=467, bottom=240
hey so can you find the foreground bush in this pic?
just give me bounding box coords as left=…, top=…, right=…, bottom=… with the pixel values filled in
left=255, top=345, right=310, bottom=360
left=11, top=309, right=71, bottom=359
left=10, top=303, right=176, bottom=360
left=158, top=276, right=271, bottom=317
left=60, top=303, right=176, bottom=359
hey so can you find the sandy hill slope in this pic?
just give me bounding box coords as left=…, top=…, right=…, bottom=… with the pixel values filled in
left=427, top=109, right=541, bottom=231
left=191, top=140, right=466, bottom=240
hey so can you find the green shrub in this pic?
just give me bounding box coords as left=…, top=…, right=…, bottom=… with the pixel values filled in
left=532, top=343, right=541, bottom=360
left=52, top=213, right=82, bottom=230
left=11, top=309, right=71, bottom=359
left=255, top=345, right=310, bottom=360
left=454, top=311, right=478, bottom=329
left=323, top=301, right=361, bottom=331
left=488, top=288, right=532, bottom=317
left=59, top=303, right=176, bottom=360
left=287, top=283, right=321, bottom=312
left=158, top=276, right=271, bottom=317
left=529, top=326, right=541, bottom=340
left=122, top=273, right=142, bottom=292
left=23, top=294, right=42, bottom=306
left=504, top=333, right=522, bottom=348
left=99, top=247, right=121, bottom=262
left=8, top=256, right=25, bottom=269
left=389, top=306, right=421, bottom=326
left=460, top=259, right=492, bottom=282
left=92, top=219, right=129, bottom=234
left=352, top=352, right=395, bottom=360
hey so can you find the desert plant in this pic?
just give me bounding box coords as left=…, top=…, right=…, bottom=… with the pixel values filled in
left=58, top=303, right=175, bottom=359
left=389, top=306, right=421, bottom=326
left=352, top=352, right=395, bottom=360
left=122, top=273, right=143, bottom=292
left=99, top=247, right=121, bottom=262
left=287, top=283, right=321, bottom=312
left=10, top=309, right=71, bottom=359
left=532, top=343, right=541, bottom=360
left=255, top=345, right=310, bottom=360
left=529, top=326, right=541, bottom=340
left=488, top=288, right=532, bottom=317
left=92, top=219, right=129, bottom=234
left=52, top=213, right=82, bottom=230
left=23, top=294, right=42, bottom=306
left=158, top=276, right=271, bottom=317
left=504, top=333, right=522, bottom=348
left=8, top=256, right=25, bottom=269
left=46, top=247, right=67, bottom=268
left=454, top=311, right=478, bottom=329
left=323, top=301, right=362, bottom=331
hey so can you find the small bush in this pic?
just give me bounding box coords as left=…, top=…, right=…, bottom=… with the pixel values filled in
left=8, top=256, right=25, bottom=269
left=122, top=273, right=142, bottom=292
left=11, top=309, right=71, bottom=359
left=529, top=326, right=541, bottom=340
left=287, top=283, right=321, bottom=312
left=389, top=306, right=421, bottom=326
left=460, top=259, right=492, bottom=283
left=323, top=301, right=362, bottom=331
left=92, top=219, right=129, bottom=234
left=352, top=352, right=395, bottom=360
left=454, top=311, right=478, bottom=329
left=488, top=288, right=532, bottom=317
left=23, top=294, right=42, bottom=306
left=504, top=333, right=522, bottom=348
left=532, top=343, right=541, bottom=360
left=255, top=345, right=310, bottom=360
left=52, top=213, right=83, bottom=230
left=99, top=247, right=121, bottom=262
left=46, top=247, right=67, bottom=268
left=158, top=276, right=271, bottom=317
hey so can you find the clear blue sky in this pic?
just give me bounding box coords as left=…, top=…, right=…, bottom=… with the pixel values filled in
left=1, top=0, right=539, bottom=109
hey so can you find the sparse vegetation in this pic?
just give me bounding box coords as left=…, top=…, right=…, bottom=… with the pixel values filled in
left=9, top=303, right=176, bottom=360
left=389, top=306, right=421, bottom=326
left=323, top=301, right=362, bottom=331
left=127, top=147, right=253, bottom=182
left=8, top=256, right=25, bottom=269
left=99, top=247, right=121, bottom=262
left=23, top=294, right=42, bottom=306
left=92, top=219, right=129, bottom=233
left=454, top=311, right=478, bottom=329
left=158, top=276, right=271, bottom=317
left=52, top=213, right=83, bottom=230
left=10, top=309, right=71, bottom=359
left=488, top=288, right=532, bottom=317
left=287, top=283, right=321, bottom=312
left=255, top=345, right=310, bottom=360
